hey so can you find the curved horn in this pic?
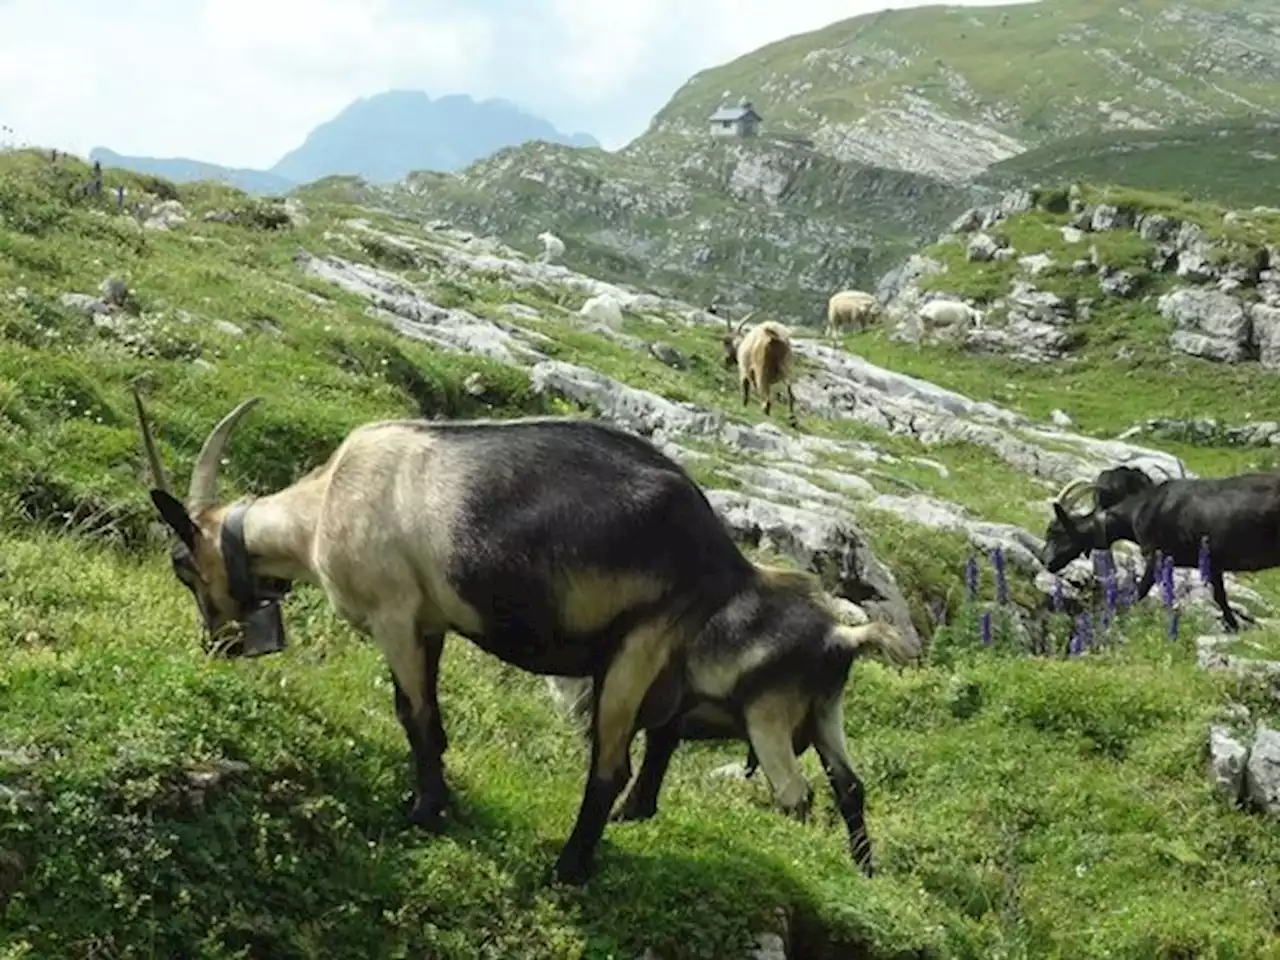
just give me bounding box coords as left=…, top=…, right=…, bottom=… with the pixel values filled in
left=187, top=397, right=261, bottom=511
left=734, top=311, right=756, bottom=335
left=1146, top=462, right=1175, bottom=482
left=1053, top=477, right=1095, bottom=514
left=131, top=384, right=171, bottom=494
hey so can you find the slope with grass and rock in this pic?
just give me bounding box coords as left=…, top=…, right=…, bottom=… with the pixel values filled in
left=3, top=148, right=1280, bottom=959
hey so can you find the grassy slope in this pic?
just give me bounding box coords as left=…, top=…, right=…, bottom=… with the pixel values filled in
left=2, top=151, right=1280, bottom=959
left=650, top=0, right=1280, bottom=141
left=979, top=119, right=1280, bottom=210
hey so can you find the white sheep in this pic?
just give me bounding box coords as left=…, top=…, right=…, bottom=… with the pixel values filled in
left=537, top=230, right=565, bottom=264
left=826, top=289, right=881, bottom=337
left=915, top=298, right=984, bottom=346
left=579, top=293, right=625, bottom=328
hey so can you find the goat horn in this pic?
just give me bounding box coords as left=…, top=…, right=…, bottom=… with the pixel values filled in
left=1053, top=477, right=1095, bottom=512
left=1146, top=463, right=1174, bottom=482
left=735, top=311, right=755, bottom=335
left=187, top=397, right=261, bottom=511
left=130, top=383, right=170, bottom=494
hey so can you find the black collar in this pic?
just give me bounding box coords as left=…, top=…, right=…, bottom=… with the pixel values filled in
left=220, top=501, right=292, bottom=610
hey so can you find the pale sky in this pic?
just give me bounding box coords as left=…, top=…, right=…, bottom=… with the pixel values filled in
left=0, top=0, right=1033, bottom=170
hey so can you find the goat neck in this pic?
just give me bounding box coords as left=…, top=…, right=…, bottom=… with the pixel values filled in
left=234, top=476, right=327, bottom=584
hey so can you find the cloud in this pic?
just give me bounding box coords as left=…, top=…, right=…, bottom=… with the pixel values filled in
left=0, top=0, right=1034, bottom=168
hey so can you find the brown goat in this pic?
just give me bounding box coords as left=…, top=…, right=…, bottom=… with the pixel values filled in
left=721, top=312, right=797, bottom=424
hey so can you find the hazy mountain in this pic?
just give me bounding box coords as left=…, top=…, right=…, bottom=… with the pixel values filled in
left=90, top=90, right=601, bottom=194
left=87, top=147, right=294, bottom=196
left=268, top=90, right=601, bottom=185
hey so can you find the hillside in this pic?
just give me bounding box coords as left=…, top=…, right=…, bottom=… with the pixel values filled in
left=648, top=0, right=1280, bottom=182
left=3, top=148, right=1280, bottom=959
left=329, top=135, right=992, bottom=325
left=977, top=117, right=1280, bottom=210
left=91, top=91, right=601, bottom=197
left=86, top=147, right=295, bottom=198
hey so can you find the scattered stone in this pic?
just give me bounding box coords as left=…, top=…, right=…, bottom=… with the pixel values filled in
left=966, top=233, right=1001, bottom=263
left=1208, top=725, right=1249, bottom=803
left=213, top=319, right=245, bottom=338
left=1099, top=269, right=1140, bottom=298
left=463, top=372, right=487, bottom=397
left=1246, top=728, right=1280, bottom=816
left=1060, top=226, right=1084, bottom=244
left=1050, top=409, right=1073, bottom=428
left=1160, top=288, right=1252, bottom=363
left=59, top=292, right=109, bottom=316
left=1019, top=253, right=1054, bottom=276
left=1090, top=204, right=1135, bottom=232
left=649, top=341, right=685, bottom=368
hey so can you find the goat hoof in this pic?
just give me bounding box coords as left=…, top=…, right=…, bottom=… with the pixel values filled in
left=611, top=798, right=656, bottom=823
left=553, top=852, right=594, bottom=886
left=408, top=797, right=450, bottom=832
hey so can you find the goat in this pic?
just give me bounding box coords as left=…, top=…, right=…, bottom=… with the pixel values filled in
left=721, top=312, right=797, bottom=424
left=131, top=389, right=914, bottom=884
left=915, top=299, right=983, bottom=347
left=537, top=230, right=565, bottom=264
left=547, top=609, right=913, bottom=824
left=1042, top=471, right=1280, bottom=632
left=826, top=289, right=881, bottom=338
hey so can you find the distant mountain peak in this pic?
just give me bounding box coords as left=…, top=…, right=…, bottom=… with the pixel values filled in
left=269, top=90, right=601, bottom=185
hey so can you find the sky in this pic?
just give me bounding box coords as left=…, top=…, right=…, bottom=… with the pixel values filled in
left=0, top=0, right=1032, bottom=170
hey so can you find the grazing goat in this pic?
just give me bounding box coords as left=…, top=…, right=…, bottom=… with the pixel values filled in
left=721, top=312, right=797, bottom=424
left=132, top=390, right=912, bottom=884
left=547, top=610, right=913, bottom=824
left=537, top=230, right=565, bottom=264
left=826, top=289, right=881, bottom=338
left=1043, top=471, right=1280, bottom=632
left=915, top=299, right=983, bottom=347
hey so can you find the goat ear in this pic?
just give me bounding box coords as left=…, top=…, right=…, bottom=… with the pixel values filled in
left=150, top=489, right=198, bottom=551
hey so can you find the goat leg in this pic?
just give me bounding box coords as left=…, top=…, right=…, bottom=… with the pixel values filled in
left=810, top=694, right=873, bottom=877
left=554, top=620, right=674, bottom=885
left=612, top=719, right=682, bottom=822
left=389, top=631, right=452, bottom=830
left=1209, top=570, right=1241, bottom=633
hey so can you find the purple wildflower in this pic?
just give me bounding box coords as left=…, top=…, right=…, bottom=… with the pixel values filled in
left=1103, top=573, right=1118, bottom=630
left=980, top=611, right=992, bottom=646
left=965, top=554, right=979, bottom=601
left=1198, top=536, right=1212, bottom=584
left=1076, top=611, right=1094, bottom=651
left=1051, top=576, right=1065, bottom=613
left=1160, top=554, right=1176, bottom=609
left=992, top=547, right=1008, bottom=605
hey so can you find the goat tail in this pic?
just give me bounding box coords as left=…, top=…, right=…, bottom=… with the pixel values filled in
left=830, top=620, right=921, bottom=667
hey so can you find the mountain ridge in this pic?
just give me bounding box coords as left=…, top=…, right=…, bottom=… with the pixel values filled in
left=91, top=90, right=601, bottom=195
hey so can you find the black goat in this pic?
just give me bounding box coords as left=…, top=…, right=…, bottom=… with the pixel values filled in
left=1042, top=472, right=1280, bottom=632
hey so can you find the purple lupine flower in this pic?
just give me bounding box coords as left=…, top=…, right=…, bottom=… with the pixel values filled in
left=1051, top=576, right=1065, bottom=613
left=1160, top=554, right=1176, bottom=609
left=1198, top=536, right=1212, bottom=584
left=1075, top=611, right=1094, bottom=652
left=992, top=547, right=1008, bottom=605
left=965, top=554, right=979, bottom=601
left=980, top=611, right=992, bottom=646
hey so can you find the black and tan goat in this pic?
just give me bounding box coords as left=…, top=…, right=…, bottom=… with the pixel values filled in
left=720, top=312, right=798, bottom=424
left=132, top=390, right=918, bottom=884
left=1043, top=471, right=1280, bottom=632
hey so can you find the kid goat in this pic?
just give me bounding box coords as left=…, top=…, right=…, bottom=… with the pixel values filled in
left=132, top=389, right=918, bottom=884
left=1042, top=470, right=1280, bottom=632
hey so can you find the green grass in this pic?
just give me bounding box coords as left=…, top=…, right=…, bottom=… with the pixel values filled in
left=5, top=147, right=1280, bottom=957
left=651, top=0, right=1280, bottom=147
left=982, top=119, right=1280, bottom=211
